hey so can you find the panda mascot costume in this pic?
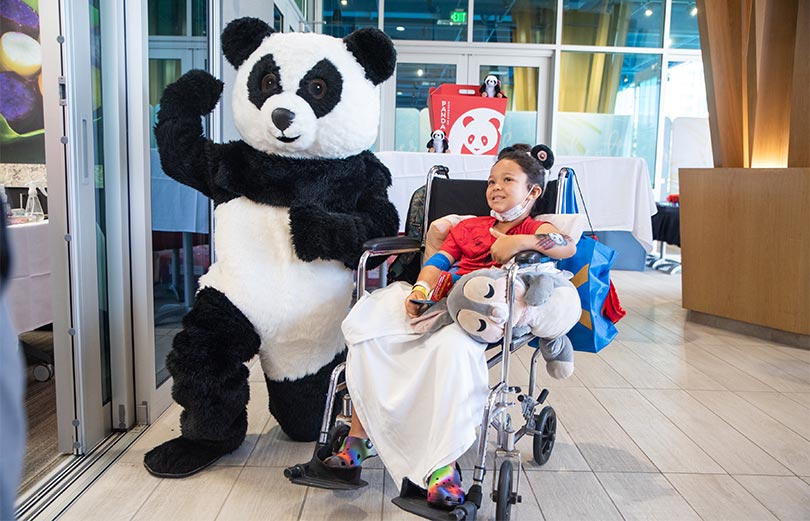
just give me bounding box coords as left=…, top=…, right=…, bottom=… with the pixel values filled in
left=143, top=17, right=399, bottom=478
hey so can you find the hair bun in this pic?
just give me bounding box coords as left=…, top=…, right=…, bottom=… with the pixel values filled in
left=531, top=144, right=554, bottom=170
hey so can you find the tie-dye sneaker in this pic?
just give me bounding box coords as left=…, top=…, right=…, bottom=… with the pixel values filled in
left=324, top=436, right=377, bottom=468
left=427, top=464, right=465, bottom=508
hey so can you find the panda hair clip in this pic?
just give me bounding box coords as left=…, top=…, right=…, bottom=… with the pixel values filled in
left=530, top=144, right=555, bottom=171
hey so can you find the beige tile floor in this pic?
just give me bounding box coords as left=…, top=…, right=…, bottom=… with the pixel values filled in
left=60, top=270, right=810, bottom=521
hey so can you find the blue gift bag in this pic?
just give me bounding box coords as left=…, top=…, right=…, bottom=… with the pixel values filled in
left=557, top=170, right=621, bottom=353
left=558, top=236, right=618, bottom=352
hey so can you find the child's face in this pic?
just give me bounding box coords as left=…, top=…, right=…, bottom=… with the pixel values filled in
left=486, top=159, right=540, bottom=215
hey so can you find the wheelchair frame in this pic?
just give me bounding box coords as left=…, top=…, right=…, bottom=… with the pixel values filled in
left=287, top=165, right=576, bottom=521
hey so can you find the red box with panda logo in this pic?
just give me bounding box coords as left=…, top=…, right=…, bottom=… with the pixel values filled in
left=428, top=83, right=508, bottom=156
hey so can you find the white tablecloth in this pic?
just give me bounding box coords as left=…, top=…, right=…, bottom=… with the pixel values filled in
left=6, top=221, right=52, bottom=335
left=150, top=149, right=210, bottom=234
left=375, top=151, right=656, bottom=252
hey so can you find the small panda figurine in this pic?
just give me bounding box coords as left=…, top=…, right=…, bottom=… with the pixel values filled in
left=143, top=18, right=399, bottom=478
left=426, top=129, right=449, bottom=153
left=480, top=74, right=505, bottom=98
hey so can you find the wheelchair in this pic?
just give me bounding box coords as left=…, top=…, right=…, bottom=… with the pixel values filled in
left=285, top=164, right=578, bottom=521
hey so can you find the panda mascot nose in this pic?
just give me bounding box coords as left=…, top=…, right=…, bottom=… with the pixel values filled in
left=272, top=108, right=295, bottom=131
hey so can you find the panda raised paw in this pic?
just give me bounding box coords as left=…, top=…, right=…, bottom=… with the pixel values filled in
left=159, top=69, right=224, bottom=119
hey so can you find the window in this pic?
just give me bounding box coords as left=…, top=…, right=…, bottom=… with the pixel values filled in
left=383, top=0, right=468, bottom=41
left=558, top=51, right=661, bottom=183
left=473, top=0, right=556, bottom=44
left=322, top=0, right=379, bottom=38
left=562, top=0, right=664, bottom=48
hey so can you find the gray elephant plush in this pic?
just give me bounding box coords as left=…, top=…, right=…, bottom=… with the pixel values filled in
left=446, top=268, right=580, bottom=379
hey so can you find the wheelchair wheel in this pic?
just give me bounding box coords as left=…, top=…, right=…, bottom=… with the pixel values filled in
left=495, top=460, right=514, bottom=521
left=532, top=406, right=557, bottom=466
left=327, top=422, right=350, bottom=454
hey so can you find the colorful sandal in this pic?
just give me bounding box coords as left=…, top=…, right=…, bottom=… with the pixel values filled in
left=427, top=464, right=465, bottom=509
left=324, top=436, right=377, bottom=468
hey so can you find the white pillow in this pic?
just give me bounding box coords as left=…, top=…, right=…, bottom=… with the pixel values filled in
left=534, top=213, right=589, bottom=241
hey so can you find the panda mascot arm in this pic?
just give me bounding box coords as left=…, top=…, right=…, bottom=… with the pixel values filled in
left=153, top=18, right=275, bottom=198
left=153, top=71, right=225, bottom=196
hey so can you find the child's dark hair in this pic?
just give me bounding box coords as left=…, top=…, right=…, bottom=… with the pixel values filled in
left=497, top=144, right=540, bottom=184
left=497, top=143, right=554, bottom=216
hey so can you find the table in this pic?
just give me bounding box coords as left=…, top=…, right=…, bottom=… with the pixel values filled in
left=648, top=202, right=682, bottom=274
left=6, top=220, right=52, bottom=335
left=651, top=203, right=680, bottom=247
left=375, top=151, right=657, bottom=253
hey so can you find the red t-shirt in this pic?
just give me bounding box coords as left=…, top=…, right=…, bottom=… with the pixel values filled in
left=440, top=216, right=546, bottom=275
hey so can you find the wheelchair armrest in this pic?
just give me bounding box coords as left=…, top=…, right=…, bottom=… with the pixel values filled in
left=362, top=236, right=421, bottom=255
left=514, top=250, right=553, bottom=266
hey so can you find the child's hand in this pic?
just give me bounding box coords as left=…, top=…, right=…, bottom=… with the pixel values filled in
left=405, top=291, right=425, bottom=318
left=489, top=228, right=522, bottom=264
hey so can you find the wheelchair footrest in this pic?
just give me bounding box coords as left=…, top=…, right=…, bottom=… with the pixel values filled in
left=391, top=479, right=479, bottom=520
left=284, top=452, right=367, bottom=490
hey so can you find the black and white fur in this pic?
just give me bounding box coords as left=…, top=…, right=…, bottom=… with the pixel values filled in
left=480, top=74, right=503, bottom=98
left=144, top=18, right=399, bottom=478
left=426, top=129, right=448, bottom=153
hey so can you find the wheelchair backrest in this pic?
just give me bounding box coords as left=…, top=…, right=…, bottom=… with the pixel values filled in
left=423, top=176, right=560, bottom=235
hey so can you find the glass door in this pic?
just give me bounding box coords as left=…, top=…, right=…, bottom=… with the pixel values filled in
left=467, top=53, right=553, bottom=149
left=43, top=0, right=129, bottom=455
left=380, top=47, right=552, bottom=154
left=130, top=0, right=211, bottom=424
left=380, top=50, right=467, bottom=152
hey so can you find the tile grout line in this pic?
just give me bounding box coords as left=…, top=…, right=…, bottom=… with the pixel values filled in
left=732, top=390, right=810, bottom=443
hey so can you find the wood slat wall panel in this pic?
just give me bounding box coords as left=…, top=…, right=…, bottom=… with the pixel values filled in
left=750, top=0, right=799, bottom=167
left=696, top=0, right=746, bottom=167
left=788, top=0, right=810, bottom=168
left=680, top=168, right=810, bottom=335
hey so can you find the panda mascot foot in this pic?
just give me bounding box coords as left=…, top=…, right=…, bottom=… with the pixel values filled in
left=144, top=435, right=243, bottom=478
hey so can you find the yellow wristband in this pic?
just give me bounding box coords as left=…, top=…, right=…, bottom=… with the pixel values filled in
left=411, top=285, right=429, bottom=298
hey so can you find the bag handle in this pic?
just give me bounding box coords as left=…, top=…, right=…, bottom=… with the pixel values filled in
left=570, top=171, right=596, bottom=239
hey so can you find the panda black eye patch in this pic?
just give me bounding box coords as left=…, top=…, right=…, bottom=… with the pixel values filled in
left=296, top=59, right=342, bottom=118
left=248, top=54, right=283, bottom=109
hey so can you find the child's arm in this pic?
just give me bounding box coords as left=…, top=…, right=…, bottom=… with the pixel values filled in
left=489, top=222, right=576, bottom=264
left=405, top=251, right=455, bottom=318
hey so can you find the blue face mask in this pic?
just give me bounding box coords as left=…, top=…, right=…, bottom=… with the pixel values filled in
left=490, top=185, right=538, bottom=222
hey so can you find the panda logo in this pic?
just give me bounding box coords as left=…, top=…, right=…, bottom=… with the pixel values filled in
left=449, top=107, right=504, bottom=155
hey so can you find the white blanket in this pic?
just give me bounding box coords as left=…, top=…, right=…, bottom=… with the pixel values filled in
left=343, top=282, right=489, bottom=488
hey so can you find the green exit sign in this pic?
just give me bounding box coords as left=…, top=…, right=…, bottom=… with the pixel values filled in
left=450, top=10, right=467, bottom=24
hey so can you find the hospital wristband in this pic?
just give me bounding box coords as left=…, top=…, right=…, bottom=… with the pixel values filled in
left=412, top=282, right=431, bottom=298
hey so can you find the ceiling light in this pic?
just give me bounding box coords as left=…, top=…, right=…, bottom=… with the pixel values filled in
left=340, top=0, right=348, bottom=5
left=690, top=4, right=698, bottom=16
left=396, top=26, right=405, bottom=31
left=396, top=91, right=403, bottom=95
left=644, top=5, right=653, bottom=16
left=416, top=68, right=424, bottom=77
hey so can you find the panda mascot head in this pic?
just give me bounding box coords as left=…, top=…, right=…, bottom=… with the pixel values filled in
left=223, top=18, right=395, bottom=159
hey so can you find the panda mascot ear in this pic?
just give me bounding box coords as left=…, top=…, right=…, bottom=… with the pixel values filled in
left=343, top=28, right=396, bottom=85
left=222, top=17, right=275, bottom=68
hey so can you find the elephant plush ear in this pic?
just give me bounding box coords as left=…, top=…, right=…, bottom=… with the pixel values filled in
left=519, top=273, right=554, bottom=307
left=222, top=17, right=275, bottom=68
